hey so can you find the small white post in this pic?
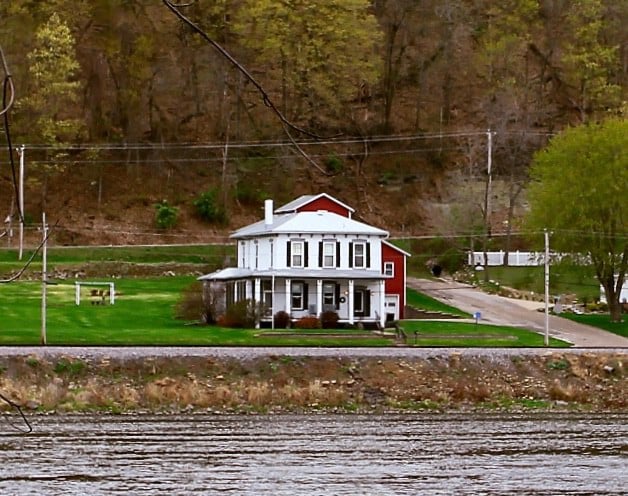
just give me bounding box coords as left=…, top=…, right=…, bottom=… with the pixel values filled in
left=110, top=282, right=115, bottom=304
left=75, top=282, right=80, bottom=305
left=271, top=275, right=275, bottom=329
left=18, top=145, right=25, bottom=261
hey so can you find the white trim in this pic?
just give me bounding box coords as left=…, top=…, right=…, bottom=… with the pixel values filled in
left=353, top=241, right=367, bottom=268
left=322, top=240, right=336, bottom=268
left=384, top=261, right=394, bottom=277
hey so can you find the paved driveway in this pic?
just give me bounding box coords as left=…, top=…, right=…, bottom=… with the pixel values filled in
left=408, top=277, right=628, bottom=348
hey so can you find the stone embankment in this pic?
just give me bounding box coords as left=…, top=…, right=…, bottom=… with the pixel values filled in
left=0, top=350, right=625, bottom=414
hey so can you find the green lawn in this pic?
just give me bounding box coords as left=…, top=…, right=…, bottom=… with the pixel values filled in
left=477, top=263, right=601, bottom=303
left=400, top=320, right=568, bottom=347
left=406, top=287, right=470, bottom=317
left=559, top=313, right=628, bottom=338
left=0, top=244, right=233, bottom=275
left=0, top=275, right=567, bottom=347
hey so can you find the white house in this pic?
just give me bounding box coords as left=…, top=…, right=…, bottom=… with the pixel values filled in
left=199, top=193, right=409, bottom=328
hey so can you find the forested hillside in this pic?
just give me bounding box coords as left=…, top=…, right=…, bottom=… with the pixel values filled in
left=0, top=1, right=625, bottom=246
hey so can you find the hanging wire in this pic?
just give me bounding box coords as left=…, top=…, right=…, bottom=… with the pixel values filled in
left=162, top=0, right=335, bottom=175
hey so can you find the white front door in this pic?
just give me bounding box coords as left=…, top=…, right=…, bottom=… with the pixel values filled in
left=384, top=295, right=399, bottom=322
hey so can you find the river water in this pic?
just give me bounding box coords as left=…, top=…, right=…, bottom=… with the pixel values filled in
left=0, top=413, right=626, bottom=495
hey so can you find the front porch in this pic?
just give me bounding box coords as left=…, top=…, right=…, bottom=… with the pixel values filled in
left=210, top=275, right=389, bottom=328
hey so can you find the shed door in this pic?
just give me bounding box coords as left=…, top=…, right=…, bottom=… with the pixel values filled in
left=384, top=295, right=399, bottom=322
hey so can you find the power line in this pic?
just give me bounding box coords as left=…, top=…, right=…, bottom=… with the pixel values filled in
left=14, top=130, right=515, bottom=151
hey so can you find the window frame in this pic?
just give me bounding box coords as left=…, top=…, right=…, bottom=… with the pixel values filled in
left=384, top=261, right=394, bottom=277
left=291, top=240, right=305, bottom=268
left=353, top=241, right=366, bottom=268
left=322, top=241, right=336, bottom=268
left=323, top=282, right=336, bottom=307
left=291, top=281, right=305, bottom=310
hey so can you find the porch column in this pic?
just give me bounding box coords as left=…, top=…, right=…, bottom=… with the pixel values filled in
left=348, top=279, right=354, bottom=324
left=379, top=279, right=386, bottom=328
left=254, top=278, right=261, bottom=329
left=285, top=278, right=291, bottom=316
left=316, top=279, right=323, bottom=317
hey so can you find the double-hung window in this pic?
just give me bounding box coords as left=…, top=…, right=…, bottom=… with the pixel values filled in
left=353, top=242, right=366, bottom=268
left=290, top=240, right=305, bottom=268
left=322, top=241, right=335, bottom=268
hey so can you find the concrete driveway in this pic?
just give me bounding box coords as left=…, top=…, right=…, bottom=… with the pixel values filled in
left=408, top=277, right=628, bottom=348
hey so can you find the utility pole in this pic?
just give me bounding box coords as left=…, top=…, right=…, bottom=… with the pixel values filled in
left=41, top=212, right=47, bottom=346
left=544, top=229, right=550, bottom=346
left=17, top=144, right=25, bottom=260
left=482, top=129, right=493, bottom=281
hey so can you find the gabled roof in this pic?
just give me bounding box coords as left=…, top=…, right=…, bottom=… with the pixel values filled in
left=275, top=193, right=355, bottom=214
left=382, top=239, right=412, bottom=257
left=231, top=210, right=387, bottom=239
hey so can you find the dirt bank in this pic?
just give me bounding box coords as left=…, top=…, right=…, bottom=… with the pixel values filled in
left=1, top=352, right=625, bottom=414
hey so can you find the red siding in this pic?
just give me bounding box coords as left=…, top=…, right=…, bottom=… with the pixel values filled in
left=382, top=243, right=406, bottom=319
left=296, top=197, right=351, bottom=217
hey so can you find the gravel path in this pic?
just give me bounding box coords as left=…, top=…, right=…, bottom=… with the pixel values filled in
left=408, top=277, right=628, bottom=348
left=0, top=346, right=625, bottom=359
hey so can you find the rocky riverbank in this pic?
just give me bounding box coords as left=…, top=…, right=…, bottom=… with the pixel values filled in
left=1, top=351, right=625, bottom=414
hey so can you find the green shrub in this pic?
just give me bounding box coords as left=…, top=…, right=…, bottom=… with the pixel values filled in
left=54, top=359, right=86, bottom=376
left=325, top=154, right=344, bottom=174
left=155, top=200, right=178, bottom=229
left=193, top=189, right=227, bottom=224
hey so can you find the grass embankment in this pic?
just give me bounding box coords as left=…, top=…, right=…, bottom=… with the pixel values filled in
left=0, top=352, right=624, bottom=414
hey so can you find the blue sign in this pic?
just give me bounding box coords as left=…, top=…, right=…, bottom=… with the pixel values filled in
left=473, top=311, right=481, bottom=321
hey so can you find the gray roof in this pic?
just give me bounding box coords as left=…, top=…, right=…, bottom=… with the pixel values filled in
left=198, top=267, right=388, bottom=281
left=275, top=193, right=355, bottom=214
left=231, top=210, right=387, bottom=239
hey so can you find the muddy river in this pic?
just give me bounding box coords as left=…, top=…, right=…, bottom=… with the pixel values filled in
left=1, top=413, right=626, bottom=495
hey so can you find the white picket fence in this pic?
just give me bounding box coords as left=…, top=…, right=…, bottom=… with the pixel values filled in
left=467, top=251, right=549, bottom=267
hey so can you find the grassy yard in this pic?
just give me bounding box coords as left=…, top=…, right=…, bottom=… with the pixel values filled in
left=399, top=320, right=568, bottom=347
left=0, top=275, right=565, bottom=347
left=475, top=263, right=601, bottom=303
left=405, top=287, right=470, bottom=318
left=559, top=313, right=628, bottom=338
left=0, top=244, right=233, bottom=275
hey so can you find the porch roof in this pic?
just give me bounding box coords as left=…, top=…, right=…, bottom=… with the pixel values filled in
left=198, top=267, right=388, bottom=282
